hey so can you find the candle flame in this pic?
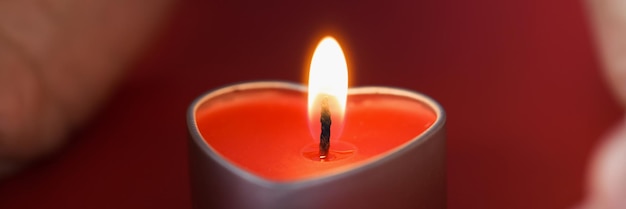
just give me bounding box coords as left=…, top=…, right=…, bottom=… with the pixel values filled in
left=308, top=36, right=348, bottom=140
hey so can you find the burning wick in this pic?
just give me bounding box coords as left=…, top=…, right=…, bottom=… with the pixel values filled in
left=319, top=96, right=331, bottom=159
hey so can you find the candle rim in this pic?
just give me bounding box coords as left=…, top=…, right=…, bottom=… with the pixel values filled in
left=187, top=81, right=446, bottom=188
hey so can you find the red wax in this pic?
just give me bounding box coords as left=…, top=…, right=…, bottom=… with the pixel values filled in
left=196, top=88, right=436, bottom=181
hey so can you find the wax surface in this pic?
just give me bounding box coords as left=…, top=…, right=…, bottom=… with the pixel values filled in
left=196, top=88, right=436, bottom=181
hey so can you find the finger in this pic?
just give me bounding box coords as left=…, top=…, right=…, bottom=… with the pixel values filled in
left=0, top=0, right=174, bottom=178
left=587, top=0, right=626, bottom=107
left=582, top=117, right=626, bottom=209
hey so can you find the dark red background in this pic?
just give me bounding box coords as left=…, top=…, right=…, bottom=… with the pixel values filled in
left=0, top=0, right=622, bottom=208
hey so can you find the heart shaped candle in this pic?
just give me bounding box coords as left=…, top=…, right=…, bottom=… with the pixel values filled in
left=187, top=37, right=446, bottom=209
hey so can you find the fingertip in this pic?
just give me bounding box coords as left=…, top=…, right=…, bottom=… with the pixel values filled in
left=587, top=0, right=626, bottom=107
left=584, top=116, right=626, bottom=209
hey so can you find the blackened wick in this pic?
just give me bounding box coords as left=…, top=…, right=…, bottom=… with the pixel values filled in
left=319, top=97, right=331, bottom=159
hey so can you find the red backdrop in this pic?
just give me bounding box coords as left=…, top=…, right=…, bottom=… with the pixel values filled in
left=0, top=0, right=622, bottom=208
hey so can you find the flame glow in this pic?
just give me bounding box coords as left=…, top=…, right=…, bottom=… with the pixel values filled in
left=307, top=36, right=348, bottom=139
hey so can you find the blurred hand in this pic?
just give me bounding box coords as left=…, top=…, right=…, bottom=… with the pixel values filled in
left=585, top=0, right=626, bottom=208
left=0, top=0, right=172, bottom=178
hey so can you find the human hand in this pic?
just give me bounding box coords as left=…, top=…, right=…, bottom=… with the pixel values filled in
left=0, top=0, right=172, bottom=178
left=584, top=0, right=626, bottom=208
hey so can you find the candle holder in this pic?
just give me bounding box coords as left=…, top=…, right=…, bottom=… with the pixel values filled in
left=187, top=81, right=446, bottom=209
